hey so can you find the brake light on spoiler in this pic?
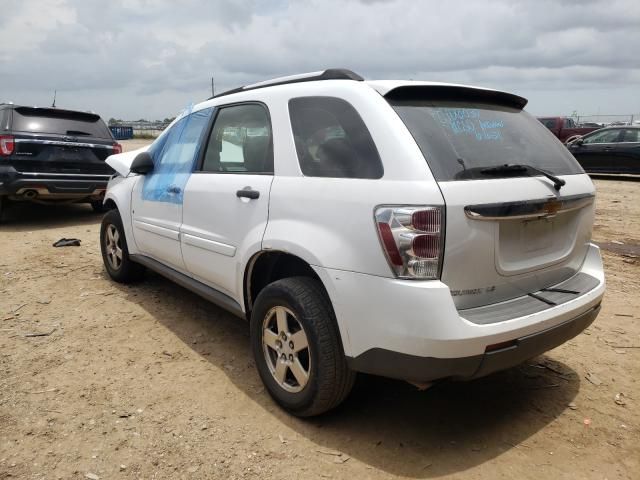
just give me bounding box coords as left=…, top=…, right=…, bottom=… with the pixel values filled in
left=375, top=206, right=444, bottom=279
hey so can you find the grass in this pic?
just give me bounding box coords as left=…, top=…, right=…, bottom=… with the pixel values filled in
left=132, top=132, right=158, bottom=140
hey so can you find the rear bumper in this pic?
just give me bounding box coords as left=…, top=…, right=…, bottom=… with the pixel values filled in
left=347, top=304, right=599, bottom=382
left=0, top=165, right=111, bottom=199
left=313, top=243, right=604, bottom=382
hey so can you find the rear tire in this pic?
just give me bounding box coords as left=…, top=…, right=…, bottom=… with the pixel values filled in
left=100, top=209, right=145, bottom=283
left=250, top=277, right=355, bottom=417
left=0, top=196, right=5, bottom=223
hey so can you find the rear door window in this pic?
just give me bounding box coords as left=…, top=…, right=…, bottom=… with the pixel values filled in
left=288, top=96, right=383, bottom=179
left=391, top=100, right=583, bottom=181
left=11, top=107, right=112, bottom=138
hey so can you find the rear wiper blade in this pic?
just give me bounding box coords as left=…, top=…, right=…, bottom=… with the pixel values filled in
left=481, top=164, right=566, bottom=191
left=66, top=130, right=92, bottom=136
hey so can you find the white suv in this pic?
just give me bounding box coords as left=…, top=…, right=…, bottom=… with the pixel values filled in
left=101, top=69, right=605, bottom=416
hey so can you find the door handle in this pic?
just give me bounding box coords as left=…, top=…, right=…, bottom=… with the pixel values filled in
left=236, top=188, right=260, bottom=200
left=167, top=185, right=181, bottom=194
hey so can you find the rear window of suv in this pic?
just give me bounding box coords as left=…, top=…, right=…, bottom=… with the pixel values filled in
left=11, top=107, right=112, bottom=138
left=390, top=101, right=584, bottom=181
left=0, top=109, right=9, bottom=131
left=289, top=96, right=383, bottom=179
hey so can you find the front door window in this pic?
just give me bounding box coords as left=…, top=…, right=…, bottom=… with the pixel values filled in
left=142, top=107, right=213, bottom=203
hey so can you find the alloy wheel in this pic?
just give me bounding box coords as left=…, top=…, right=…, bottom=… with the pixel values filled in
left=262, top=306, right=311, bottom=393
left=105, top=224, right=123, bottom=271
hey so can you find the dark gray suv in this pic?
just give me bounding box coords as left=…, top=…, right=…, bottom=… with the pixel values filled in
left=0, top=104, right=121, bottom=220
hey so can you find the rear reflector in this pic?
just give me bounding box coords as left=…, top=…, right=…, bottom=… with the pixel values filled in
left=377, top=222, right=403, bottom=266
left=0, top=135, right=14, bottom=156
left=485, top=340, right=518, bottom=353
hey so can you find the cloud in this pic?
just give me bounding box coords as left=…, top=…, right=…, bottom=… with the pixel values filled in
left=1, top=0, right=638, bottom=119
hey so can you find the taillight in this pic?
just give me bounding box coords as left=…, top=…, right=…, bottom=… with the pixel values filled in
left=412, top=234, right=439, bottom=259
left=377, top=222, right=403, bottom=266
left=375, top=206, right=444, bottom=279
left=411, top=209, right=440, bottom=233
left=112, top=143, right=122, bottom=154
left=0, top=135, right=14, bottom=156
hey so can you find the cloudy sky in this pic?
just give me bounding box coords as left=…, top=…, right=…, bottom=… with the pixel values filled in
left=1, top=0, right=638, bottom=121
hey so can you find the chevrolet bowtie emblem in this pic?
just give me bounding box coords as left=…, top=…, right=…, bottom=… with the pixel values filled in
left=542, top=199, right=562, bottom=217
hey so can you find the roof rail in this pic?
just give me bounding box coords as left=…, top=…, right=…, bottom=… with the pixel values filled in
left=209, top=68, right=364, bottom=100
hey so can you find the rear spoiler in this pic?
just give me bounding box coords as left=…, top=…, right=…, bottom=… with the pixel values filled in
left=14, top=106, right=102, bottom=123
left=384, top=85, right=528, bottom=110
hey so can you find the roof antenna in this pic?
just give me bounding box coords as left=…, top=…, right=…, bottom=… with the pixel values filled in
left=51, top=90, right=57, bottom=108
left=211, top=76, right=215, bottom=97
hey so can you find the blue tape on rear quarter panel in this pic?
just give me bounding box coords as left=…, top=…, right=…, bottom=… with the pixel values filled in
left=142, top=106, right=212, bottom=204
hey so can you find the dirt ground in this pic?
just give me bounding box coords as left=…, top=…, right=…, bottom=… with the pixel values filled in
left=1, top=141, right=638, bottom=479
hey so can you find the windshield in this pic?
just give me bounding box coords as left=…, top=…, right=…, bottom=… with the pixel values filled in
left=538, top=118, right=556, bottom=130
left=390, top=101, right=584, bottom=181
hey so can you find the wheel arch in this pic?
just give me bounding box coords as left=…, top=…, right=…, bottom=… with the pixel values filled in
left=103, top=198, right=118, bottom=210
left=244, top=250, right=324, bottom=317
left=243, top=249, right=353, bottom=356
left=103, top=176, right=139, bottom=255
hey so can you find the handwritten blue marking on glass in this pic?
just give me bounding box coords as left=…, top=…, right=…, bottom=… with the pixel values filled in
left=430, top=108, right=505, bottom=141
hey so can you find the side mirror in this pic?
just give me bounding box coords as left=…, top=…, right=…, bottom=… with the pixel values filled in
left=573, top=137, right=584, bottom=146
left=130, top=151, right=154, bottom=174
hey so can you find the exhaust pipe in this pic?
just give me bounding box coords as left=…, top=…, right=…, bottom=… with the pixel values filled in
left=23, top=190, right=39, bottom=199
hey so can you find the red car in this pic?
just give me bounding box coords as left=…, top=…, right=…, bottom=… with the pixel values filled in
left=538, top=117, right=601, bottom=143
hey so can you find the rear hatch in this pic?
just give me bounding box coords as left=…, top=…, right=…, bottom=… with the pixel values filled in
left=9, top=107, right=117, bottom=175
left=387, top=86, right=594, bottom=309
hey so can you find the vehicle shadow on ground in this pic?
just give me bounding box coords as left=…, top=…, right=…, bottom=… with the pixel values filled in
left=115, top=272, right=580, bottom=478
left=0, top=202, right=101, bottom=232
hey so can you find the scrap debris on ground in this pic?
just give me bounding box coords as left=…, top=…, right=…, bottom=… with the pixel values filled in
left=52, top=238, right=82, bottom=247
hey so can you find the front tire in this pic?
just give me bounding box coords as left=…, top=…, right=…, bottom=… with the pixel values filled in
left=100, top=209, right=145, bottom=283
left=250, top=277, right=355, bottom=417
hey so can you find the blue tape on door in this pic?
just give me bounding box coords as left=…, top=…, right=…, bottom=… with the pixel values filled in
left=142, top=107, right=213, bottom=204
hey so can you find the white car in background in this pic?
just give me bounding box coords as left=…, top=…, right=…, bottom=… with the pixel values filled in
left=100, top=69, right=605, bottom=416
